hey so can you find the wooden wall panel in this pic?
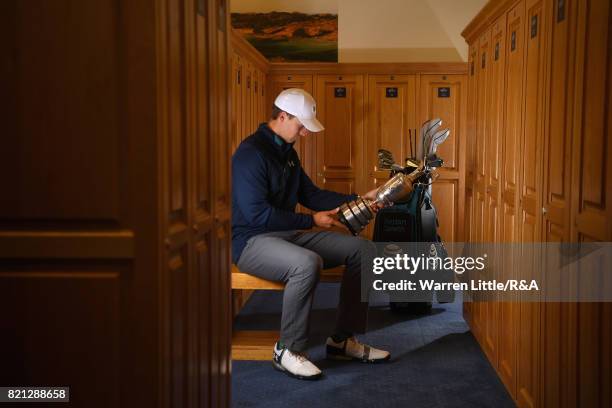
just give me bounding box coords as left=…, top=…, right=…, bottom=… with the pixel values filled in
left=209, top=1, right=232, bottom=406
left=0, top=0, right=120, bottom=221
left=0, top=268, right=121, bottom=407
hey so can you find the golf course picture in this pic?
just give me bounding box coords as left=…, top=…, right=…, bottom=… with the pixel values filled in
left=231, top=12, right=338, bottom=62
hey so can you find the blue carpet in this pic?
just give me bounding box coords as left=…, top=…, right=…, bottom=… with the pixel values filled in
left=232, top=284, right=515, bottom=408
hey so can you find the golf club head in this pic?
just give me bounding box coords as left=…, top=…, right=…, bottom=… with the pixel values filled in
left=420, top=118, right=443, bottom=162
left=428, top=128, right=450, bottom=157
left=377, top=149, right=396, bottom=169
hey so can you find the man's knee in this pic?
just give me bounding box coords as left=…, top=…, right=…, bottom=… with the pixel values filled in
left=347, top=237, right=376, bottom=264
left=289, top=252, right=323, bottom=285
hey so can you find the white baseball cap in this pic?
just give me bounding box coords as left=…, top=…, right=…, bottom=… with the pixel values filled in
left=274, top=88, right=325, bottom=132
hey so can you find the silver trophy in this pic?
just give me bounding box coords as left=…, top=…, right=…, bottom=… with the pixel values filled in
left=338, top=119, right=450, bottom=235
left=338, top=166, right=425, bottom=235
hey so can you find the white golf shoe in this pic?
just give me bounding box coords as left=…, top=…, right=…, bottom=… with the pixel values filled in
left=326, top=336, right=391, bottom=363
left=272, top=342, right=322, bottom=380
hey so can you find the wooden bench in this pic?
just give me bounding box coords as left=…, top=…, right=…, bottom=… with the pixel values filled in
left=231, top=264, right=344, bottom=360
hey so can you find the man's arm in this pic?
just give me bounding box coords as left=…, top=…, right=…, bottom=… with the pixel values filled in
left=233, top=147, right=314, bottom=231
left=298, top=170, right=357, bottom=211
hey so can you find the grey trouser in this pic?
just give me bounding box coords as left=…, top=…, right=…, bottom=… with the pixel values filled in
left=236, top=230, right=373, bottom=352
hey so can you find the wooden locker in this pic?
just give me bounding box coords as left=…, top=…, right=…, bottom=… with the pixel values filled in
left=253, top=69, right=261, bottom=128
left=472, top=28, right=492, bottom=342
left=540, top=0, right=580, bottom=407
left=482, top=13, right=507, bottom=369
left=516, top=1, right=548, bottom=407
left=364, top=74, right=416, bottom=239
left=249, top=65, right=257, bottom=132
left=314, top=74, right=365, bottom=196
left=366, top=75, right=417, bottom=188
left=463, top=44, right=479, bottom=324
left=267, top=74, right=315, bottom=179
left=498, top=0, right=526, bottom=398
left=244, top=62, right=253, bottom=135
left=419, top=74, right=466, bottom=243
left=465, top=44, right=479, bottom=243
left=259, top=69, right=266, bottom=125
left=231, top=53, right=242, bottom=152
left=570, top=0, right=612, bottom=407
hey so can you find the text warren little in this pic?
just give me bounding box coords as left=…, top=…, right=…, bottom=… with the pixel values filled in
left=373, top=279, right=540, bottom=291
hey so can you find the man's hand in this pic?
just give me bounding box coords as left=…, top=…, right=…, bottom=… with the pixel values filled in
left=313, top=208, right=345, bottom=229
left=362, top=187, right=379, bottom=201
left=361, top=187, right=384, bottom=212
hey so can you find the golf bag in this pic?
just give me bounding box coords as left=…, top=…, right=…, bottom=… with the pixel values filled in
left=372, top=162, right=455, bottom=313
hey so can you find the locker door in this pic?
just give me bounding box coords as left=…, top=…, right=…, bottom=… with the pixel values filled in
left=419, top=74, right=466, bottom=243
left=366, top=75, right=417, bottom=189
left=472, top=28, right=492, bottom=342
left=541, top=0, right=580, bottom=406
left=482, top=13, right=507, bottom=370
left=571, top=1, right=612, bottom=407
left=517, top=1, right=548, bottom=407
left=268, top=74, right=315, bottom=178
left=231, top=53, right=242, bottom=152
left=463, top=43, right=479, bottom=325
left=314, top=74, right=365, bottom=197
left=498, top=1, right=526, bottom=398
left=244, top=62, right=253, bottom=135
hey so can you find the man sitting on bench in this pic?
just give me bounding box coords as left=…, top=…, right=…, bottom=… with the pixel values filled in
left=232, top=88, right=390, bottom=381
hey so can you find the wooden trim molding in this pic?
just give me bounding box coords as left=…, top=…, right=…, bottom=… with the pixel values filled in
left=230, top=29, right=270, bottom=73
left=461, top=0, right=518, bottom=43
left=0, top=230, right=135, bottom=259
left=269, top=62, right=468, bottom=75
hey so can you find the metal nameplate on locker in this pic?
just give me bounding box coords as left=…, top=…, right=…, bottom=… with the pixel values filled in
left=334, top=87, right=346, bottom=98
left=438, top=87, right=450, bottom=98
left=531, top=15, right=538, bottom=38
left=386, top=87, right=398, bottom=98
left=557, top=0, right=566, bottom=22
left=197, top=0, right=205, bottom=16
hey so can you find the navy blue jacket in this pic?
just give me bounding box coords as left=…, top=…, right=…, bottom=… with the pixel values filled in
left=232, top=123, right=357, bottom=263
